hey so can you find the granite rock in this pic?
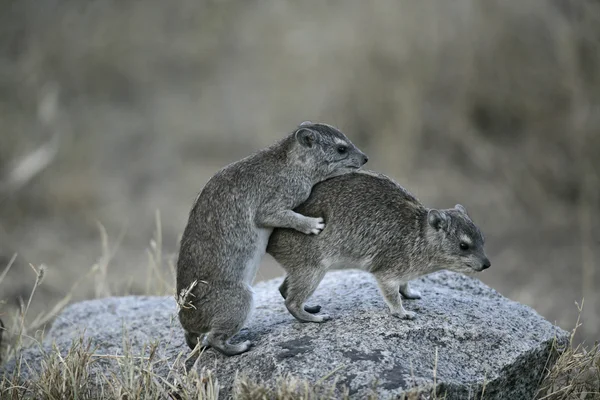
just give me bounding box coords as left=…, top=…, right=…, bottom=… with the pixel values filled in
left=1, top=270, right=568, bottom=399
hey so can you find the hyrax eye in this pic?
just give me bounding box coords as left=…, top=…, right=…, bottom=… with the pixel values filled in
left=459, top=242, right=469, bottom=251
left=337, top=145, right=348, bottom=154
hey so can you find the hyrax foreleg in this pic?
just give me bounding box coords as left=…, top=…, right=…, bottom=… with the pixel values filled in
left=256, top=209, right=325, bottom=235
left=374, top=274, right=416, bottom=320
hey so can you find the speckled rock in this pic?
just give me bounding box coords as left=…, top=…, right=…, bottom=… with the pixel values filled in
left=2, top=270, right=568, bottom=399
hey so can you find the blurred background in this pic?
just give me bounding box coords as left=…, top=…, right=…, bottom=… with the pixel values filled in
left=0, top=0, right=598, bottom=344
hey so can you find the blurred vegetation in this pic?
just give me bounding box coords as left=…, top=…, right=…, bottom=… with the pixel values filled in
left=0, top=0, right=599, bottom=344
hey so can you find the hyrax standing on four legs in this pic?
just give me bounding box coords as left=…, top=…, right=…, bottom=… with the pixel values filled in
left=176, top=122, right=368, bottom=356
left=267, top=170, right=491, bottom=322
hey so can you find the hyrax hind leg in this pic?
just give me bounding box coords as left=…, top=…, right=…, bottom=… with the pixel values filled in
left=399, top=281, right=422, bottom=299
left=205, top=284, right=254, bottom=356
left=279, top=277, right=321, bottom=314
left=180, top=283, right=254, bottom=356
left=283, top=268, right=330, bottom=323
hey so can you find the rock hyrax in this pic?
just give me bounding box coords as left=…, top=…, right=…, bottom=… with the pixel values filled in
left=267, top=170, right=491, bottom=322
left=177, top=122, right=368, bottom=356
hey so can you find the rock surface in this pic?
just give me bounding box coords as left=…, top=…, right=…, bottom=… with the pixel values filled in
left=2, top=270, right=568, bottom=399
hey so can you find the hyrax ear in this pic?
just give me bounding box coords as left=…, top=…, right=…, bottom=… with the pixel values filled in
left=455, top=204, right=472, bottom=220
left=295, top=128, right=316, bottom=148
left=428, top=209, right=448, bottom=231
left=455, top=204, right=468, bottom=215
left=299, top=121, right=313, bottom=127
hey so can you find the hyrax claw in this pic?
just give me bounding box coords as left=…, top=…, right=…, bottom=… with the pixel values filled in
left=392, top=310, right=416, bottom=320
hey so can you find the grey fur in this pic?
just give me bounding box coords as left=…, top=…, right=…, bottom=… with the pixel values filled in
left=267, top=170, right=491, bottom=322
left=176, top=122, right=368, bottom=356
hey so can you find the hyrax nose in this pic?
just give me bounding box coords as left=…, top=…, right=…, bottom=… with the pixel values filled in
left=482, top=258, right=491, bottom=270
left=361, top=154, right=369, bottom=165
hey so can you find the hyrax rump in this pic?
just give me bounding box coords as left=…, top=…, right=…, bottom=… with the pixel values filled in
left=267, top=170, right=491, bottom=322
left=176, top=122, right=368, bottom=356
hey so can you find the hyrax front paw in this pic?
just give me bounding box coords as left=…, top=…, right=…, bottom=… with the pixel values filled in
left=391, top=309, right=416, bottom=320
left=300, top=217, right=325, bottom=235
left=310, top=217, right=325, bottom=235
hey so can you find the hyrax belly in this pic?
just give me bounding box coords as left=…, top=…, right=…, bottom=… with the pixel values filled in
left=244, top=227, right=272, bottom=285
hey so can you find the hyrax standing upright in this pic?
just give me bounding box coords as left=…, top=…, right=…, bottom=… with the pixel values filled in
left=267, top=170, right=491, bottom=322
left=176, top=122, right=368, bottom=356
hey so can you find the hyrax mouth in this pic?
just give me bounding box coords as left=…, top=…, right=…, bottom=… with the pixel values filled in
left=465, top=264, right=484, bottom=272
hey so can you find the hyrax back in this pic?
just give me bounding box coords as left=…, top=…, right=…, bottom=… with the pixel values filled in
left=267, top=170, right=491, bottom=323
left=176, top=122, right=367, bottom=356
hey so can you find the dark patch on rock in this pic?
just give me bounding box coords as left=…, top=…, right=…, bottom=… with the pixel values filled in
left=342, top=348, right=384, bottom=362
left=276, top=336, right=314, bottom=360
left=380, top=363, right=408, bottom=390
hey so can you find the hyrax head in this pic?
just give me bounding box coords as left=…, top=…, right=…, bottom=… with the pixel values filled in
left=292, top=121, right=368, bottom=177
left=426, top=204, right=491, bottom=273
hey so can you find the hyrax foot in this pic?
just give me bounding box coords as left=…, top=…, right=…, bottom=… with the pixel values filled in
left=305, top=217, right=325, bottom=235
left=399, top=283, right=422, bottom=300
left=304, top=304, right=322, bottom=314
left=217, top=340, right=252, bottom=356
left=297, top=313, right=331, bottom=323
left=207, top=333, right=252, bottom=356
left=391, top=309, right=416, bottom=320
left=286, top=301, right=331, bottom=323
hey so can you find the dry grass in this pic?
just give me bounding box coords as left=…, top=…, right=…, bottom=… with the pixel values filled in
left=0, top=2, right=599, bottom=396
left=0, top=219, right=598, bottom=400
left=535, top=301, right=600, bottom=400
